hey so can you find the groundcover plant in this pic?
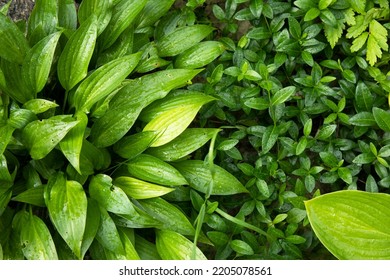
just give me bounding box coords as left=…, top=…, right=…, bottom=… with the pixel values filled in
left=0, top=0, right=390, bottom=260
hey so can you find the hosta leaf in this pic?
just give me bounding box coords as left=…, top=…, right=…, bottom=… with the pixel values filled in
left=156, top=229, right=207, bottom=260
left=138, top=197, right=195, bottom=235
left=47, top=174, right=87, bottom=259
left=139, top=92, right=213, bottom=122
left=136, top=0, right=175, bottom=29
left=59, top=112, right=88, bottom=174
left=305, top=190, right=390, bottom=259
left=96, top=25, right=134, bottom=66
left=99, top=0, right=148, bottom=50
left=89, top=174, right=137, bottom=216
left=127, top=154, right=187, bottom=186
left=27, top=0, right=57, bottom=44
left=172, top=160, right=248, bottom=195
left=22, top=32, right=61, bottom=95
left=58, top=0, right=77, bottom=30
left=114, top=176, right=174, bottom=199
left=114, top=131, right=158, bottom=159
left=78, top=0, right=113, bottom=35
left=147, top=128, right=220, bottom=161
left=20, top=211, right=58, bottom=260
left=373, top=107, right=390, bottom=132
left=0, top=13, right=30, bottom=63
left=143, top=98, right=215, bottom=147
left=0, top=123, right=14, bottom=155
left=12, top=185, right=45, bottom=207
left=73, top=52, right=142, bottom=113
left=80, top=198, right=100, bottom=259
left=57, top=15, right=98, bottom=91
left=90, top=69, right=201, bottom=147
left=117, top=228, right=140, bottom=260
left=95, top=206, right=125, bottom=255
left=22, top=99, right=58, bottom=114
left=0, top=60, right=34, bottom=103
left=22, top=115, right=79, bottom=160
left=156, top=25, right=215, bottom=57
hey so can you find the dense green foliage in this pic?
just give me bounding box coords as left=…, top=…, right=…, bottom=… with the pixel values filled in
left=0, top=0, right=390, bottom=260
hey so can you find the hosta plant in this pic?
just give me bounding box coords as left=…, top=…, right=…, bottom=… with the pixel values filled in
left=0, top=0, right=236, bottom=260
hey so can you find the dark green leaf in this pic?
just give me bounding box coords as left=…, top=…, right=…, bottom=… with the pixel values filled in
left=373, top=107, right=390, bottom=132
left=0, top=13, right=30, bottom=64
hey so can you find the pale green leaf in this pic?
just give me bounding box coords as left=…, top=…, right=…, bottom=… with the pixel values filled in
left=114, top=176, right=174, bottom=199
left=172, top=160, right=248, bottom=195
left=350, top=32, right=368, bottom=52
left=47, top=173, right=87, bottom=259
left=20, top=211, right=58, bottom=260
left=156, top=229, right=207, bottom=260
left=305, top=190, right=390, bottom=259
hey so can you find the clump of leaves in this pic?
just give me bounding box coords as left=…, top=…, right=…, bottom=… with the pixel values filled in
left=0, top=0, right=237, bottom=260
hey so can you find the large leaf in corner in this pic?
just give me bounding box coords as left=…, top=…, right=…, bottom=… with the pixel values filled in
left=305, top=190, right=390, bottom=259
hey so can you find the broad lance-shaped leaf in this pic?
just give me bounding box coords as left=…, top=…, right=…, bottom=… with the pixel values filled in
left=305, top=190, right=390, bottom=260
left=46, top=173, right=87, bottom=259
left=0, top=122, right=14, bottom=155
left=172, top=160, right=248, bottom=195
left=0, top=58, right=33, bottom=103
left=143, top=95, right=216, bottom=147
left=27, top=0, right=57, bottom=44
left=90, top=69, right=202, bottom=147
left=127, top=154, right=188, bottom=186
left=89, top=174, right=137, bottom=216
left=73, top=52, right=142, bottom=113
left=22, top=115, right=79, bottom=160
left=138, top=197, right=195, bottom=236
left=0, top=13, right=30, bottom=64
left=22, top=99, right=58, bottom=114
left=80, top=198, right=100, bottom=259
left=114, top=131, right=159, bottom=159
left=156, top=25, right=215, bottom=57
left=57, top=14, right=97, bottom=91
left=95, top=206, right=125, bottom=255
left=146, top=128, right=220, bottom=161
left=22, top=31, right=62, bottom=96
left=114, top=176, right=173, bottom=199
left=78, top=0, right=113, bottom=35
left=59, top=112, right=88, bottom=174
left=156, top=229, right=207, bottom=260
left=58, top=0, right=77, bottom=30
left=20, top=211, right=58, bottom=260
left=136, top=0, right=175, bottom=29
left=100, top=0, right=148, bottom=50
